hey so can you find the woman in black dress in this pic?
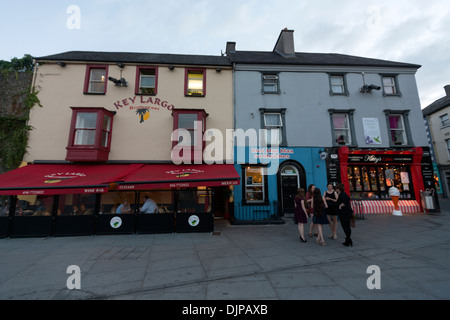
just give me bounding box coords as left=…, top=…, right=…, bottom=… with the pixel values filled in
left=336, top=183, right=353, bottom=247
left=311, top=188, right=329, bottom=246
left=324, top=183, right=338, bottom=240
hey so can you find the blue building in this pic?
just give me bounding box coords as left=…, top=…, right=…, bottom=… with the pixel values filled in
left=227, top=29, right=430, bottom=223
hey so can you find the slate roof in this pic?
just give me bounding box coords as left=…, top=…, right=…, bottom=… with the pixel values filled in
left=422, top=93, right=450, bottom=116
left=227, top=51, right=421, bottom=69
left=35, top=51, right=231, bottom=67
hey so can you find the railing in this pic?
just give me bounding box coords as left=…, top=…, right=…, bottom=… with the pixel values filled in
left=232, top=201, right=282, bottom=224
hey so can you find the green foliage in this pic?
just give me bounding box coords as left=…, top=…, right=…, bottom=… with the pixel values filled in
left=0, top=117, right=32, bottom=171
left=0, top=54, right=37, bottom=171
left=0, top=54, right=34, bottom=73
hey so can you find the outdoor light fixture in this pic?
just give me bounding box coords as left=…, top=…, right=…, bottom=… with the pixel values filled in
left=57, top=62, right=66, bottom=67
left=360, top=84, right=381, bottom=93
left=216, top=68, right=222, bottom=72
left=168, top=65, right=175, bottom=70
left=108, top=76, right=128, bottom=87
left=116, top=62, right=125, bottom=68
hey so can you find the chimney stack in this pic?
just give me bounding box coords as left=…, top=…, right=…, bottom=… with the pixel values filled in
left=273, top=28, right=296, bottom=58
left=226, top=42, right=236, bottom=55
left=445, top=85, right=450, bottom=97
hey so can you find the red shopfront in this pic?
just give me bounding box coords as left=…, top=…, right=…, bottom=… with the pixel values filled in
left=0, top=163, right=239, bottom=238
left=338, top=147, right=424, bottom=214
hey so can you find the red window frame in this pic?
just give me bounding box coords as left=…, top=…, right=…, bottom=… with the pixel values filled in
left=172, top=108, right=208, bottom=163
left=66, top=107, right=115, bottom=162
left=84, top=65, right=109, bottom=94
left=135, top=66, right=159, bottom=96
left=184, top=68, right=206, bottom=97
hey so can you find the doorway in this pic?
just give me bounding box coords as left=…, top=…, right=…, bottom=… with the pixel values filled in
left=279, top=161, right=306, bottom=214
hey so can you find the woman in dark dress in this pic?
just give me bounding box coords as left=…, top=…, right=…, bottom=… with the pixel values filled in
left=336, top=183, right=353, bottom=247
left=324, top=183, right=338, bottom=240
left=294, top=188, right=308, bottom=243
left=311, top=188, right=329, bottom=246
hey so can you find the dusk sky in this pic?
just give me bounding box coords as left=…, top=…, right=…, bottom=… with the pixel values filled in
left=1, top=0, right=449, bottom=108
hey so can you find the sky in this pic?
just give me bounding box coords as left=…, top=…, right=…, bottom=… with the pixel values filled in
left=1, top=0, right=449, bottom=108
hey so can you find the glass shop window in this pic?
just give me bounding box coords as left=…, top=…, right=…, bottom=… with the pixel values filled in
left=57, top=194, right=96, bottom=216
left=100, top=192, right=136, bottom=215
left=175, top=188, right=212, bottom=213
left=138, top=190, right=175, bottom=214
left=245, top=167, right=265, bottom=203
left=348, top=165, right=413, bottom=200
left=15, top=195, right=55, bottom=216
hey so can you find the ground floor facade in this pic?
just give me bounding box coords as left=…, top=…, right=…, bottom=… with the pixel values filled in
left=0, top=163, right=239, bottom=238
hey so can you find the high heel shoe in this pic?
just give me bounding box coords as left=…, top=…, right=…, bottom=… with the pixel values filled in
left=300, top=236, right=307, bottom=243
left=342, top=241, right=353, bottom=247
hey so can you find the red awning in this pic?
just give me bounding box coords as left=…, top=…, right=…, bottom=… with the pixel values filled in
left=0, top=163, right=144, bottom=195
left=117, top=164, right=240, bottom=190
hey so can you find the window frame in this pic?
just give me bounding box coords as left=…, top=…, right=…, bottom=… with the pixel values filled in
left=383, top=110, right=413, bottom=147
left=261, top=72, right=280, bottom=95
left=172, top=108, right=208, bottom=163
left=259, top=108, right=287, bottom=147
left=328, top=73, right=349, bottom=96
left=185, top=68, right=206, bottom=97
left=84, top=65, right=109, bottom=95
left=135, top=66, right=158, bottom=96
left=381, top=74, right=401, bottom=97
left=328, top=109, right=356, bottom=147
left=242, top=165, right=269, bottom=205
left=66, top=107, right=115, bottom=162
left=440, top=114, right=450, bottom=127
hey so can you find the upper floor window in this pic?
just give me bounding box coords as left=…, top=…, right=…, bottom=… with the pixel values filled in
left=66, top=107, right=115, bottom=162
left=262, top=73, right=279, bottom=94
left=440, top=114, right=450, bottom=127
left=328, top=109, right=356, bottom=146
left=388, top=114, right=407, bottom=145
left=329, top=74, right=348, bottom=96
left=136, top=67, right=158, bottom=95
left=384, top=110, right=412, bottom=146
left=381, top=75, right=401, bottom=96
left=259, top=108, right=287, bottom=146
left=84, top=65, right=108, bottom=94
left=172, top=109, right=208, bottom=163
left=185, top=69, right=206, bottom=97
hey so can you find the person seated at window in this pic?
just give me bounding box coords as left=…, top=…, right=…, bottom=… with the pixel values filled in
left=116, top=200, right=132, bottom=214
left=140, top=196, right=158, bottom=214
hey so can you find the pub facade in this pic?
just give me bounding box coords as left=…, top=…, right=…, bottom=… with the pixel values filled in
left=0, top=51, right=238, bottom=237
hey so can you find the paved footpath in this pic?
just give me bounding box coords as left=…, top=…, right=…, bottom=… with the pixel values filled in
left=1, top=201, right=450, bottom=300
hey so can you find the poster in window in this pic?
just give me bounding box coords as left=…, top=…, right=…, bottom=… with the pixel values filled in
left=363, top=118, right=382, bottom=145
left=401, top=172, right=410, bottom=184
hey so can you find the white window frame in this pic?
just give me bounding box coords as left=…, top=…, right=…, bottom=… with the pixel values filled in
left=388, top=114, right=407, bottom=145
left=245, top=167, right=265, bottom=204
left=262, top=74, right=279, bottom=94
left=332, top=113, right=352, bottom=145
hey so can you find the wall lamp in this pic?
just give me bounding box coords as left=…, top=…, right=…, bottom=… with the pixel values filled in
left=360, top=84, right=381, bottom=93
left=216, top=68, right=222, bottom=73
left=57, top=62, right=66, bottom=67
left=116, top=62, right=125, bottom=68
left=168, top=65, right=175, bottom=70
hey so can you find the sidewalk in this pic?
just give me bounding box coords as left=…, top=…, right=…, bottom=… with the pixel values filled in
left=0, top=202, right=449, bottom=300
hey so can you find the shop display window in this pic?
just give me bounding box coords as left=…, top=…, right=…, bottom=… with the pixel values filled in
left=14, top=195, right=55, bottom=216
left=348, top=165, right=414, bottom=200
left=244, top=167, right=266, bottom=204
